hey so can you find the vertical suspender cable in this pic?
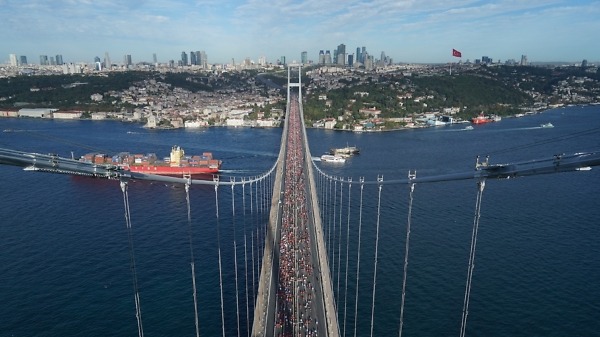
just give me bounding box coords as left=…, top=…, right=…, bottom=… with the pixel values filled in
left=459, top=179, right=486, bottom=337
left=250, top=181, right=256, bottom=306
left=242, top=180, right=250, bottom=337
left=120, top=181, right=144, bottom=337
left=214, top=179, right=226, bottom=337
left=354, top=178, right=365, bottom=337
left=185, top=183, right=200, bottom=337
left=328, top=178, right=332, bottom=263
left=343, top=178, right=352, bottom=337
left=337, top=180, right=344, bottom=301
left=370, top=177, right=384, bottom=337
left=332, top=180, right=338, bottom=288
left=231, top=181, right=241, bottom=337
left=399, top=173, right=416, bottom=337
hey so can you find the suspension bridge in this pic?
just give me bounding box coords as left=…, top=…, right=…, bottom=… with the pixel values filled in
left=1, top=65, right=600, bottom=337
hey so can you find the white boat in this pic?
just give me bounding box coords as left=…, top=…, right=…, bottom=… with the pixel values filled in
left=464, top=125, right=474, bottom=130
left=321, top=154, right=346, bottom=163
left=541, top=122, right=554, bottom=128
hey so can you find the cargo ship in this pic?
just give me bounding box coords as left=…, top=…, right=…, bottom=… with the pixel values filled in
left=80, top=145, right=221, bottom=176
left=471, top=113, right=501, bottom=124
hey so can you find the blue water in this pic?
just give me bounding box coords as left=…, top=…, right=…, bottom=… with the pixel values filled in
left=1, top=106, right=599, bottom=336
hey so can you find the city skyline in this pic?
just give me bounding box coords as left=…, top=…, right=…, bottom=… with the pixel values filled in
left=1, top=0, right=599, bottom=65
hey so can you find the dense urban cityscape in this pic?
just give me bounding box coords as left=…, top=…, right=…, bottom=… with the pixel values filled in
left=2, top=46, right=599, bottom=132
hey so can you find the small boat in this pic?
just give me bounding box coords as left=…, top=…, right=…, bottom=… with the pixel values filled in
left=541, top=122, right=554, bottom=128
left=464, top=125, right=474, bottom=130
left=320, top=154, right=346, bottom=163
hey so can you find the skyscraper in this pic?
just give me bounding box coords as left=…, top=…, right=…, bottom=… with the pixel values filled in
left=520, top=54, right=528, bottom=66
left=124, top=54, right=132, bottom=66
left=55, top=54, right=63, bottom=66
left=190, top=51, right=197, bottom=65
left=301, top=51, right=307, bottom=64
left=19, top=55, right=27, bottom=65
left=319, top=50, right=325, bottom=64
left=39, top=55, right=48, bottom=65
left=336, top=43, right=346, bottom=66
left=356, top=47, right=361, bottom=63
left=181, top=52, right=188, bottom=66
left=200, top=51, right=207, bottom=69
left=153, top=53, right=158, bottom=64
left=325, top=50, right=332, bottom=64
left=104, top=52, right=111, bottom=69
left=9, top=54, right=17, bottom=66
left=348, top=54, right=354, bottom=67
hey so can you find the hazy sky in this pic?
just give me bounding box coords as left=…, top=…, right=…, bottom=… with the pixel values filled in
left=1, top=0, right=599, bottom=65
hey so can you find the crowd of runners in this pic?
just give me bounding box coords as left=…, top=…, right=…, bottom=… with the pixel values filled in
left=275, top=94, right=320, bottom=336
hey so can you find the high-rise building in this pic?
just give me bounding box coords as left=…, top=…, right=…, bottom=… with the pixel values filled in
left=356, top=47, right=361, bottom=64
left=181, top=51, right=188, bottom=66
left=55, top=54, right=63, bottom=66
left=520, top=55, right=528, bottom=66
left=194, top=51, right=200, bottom=66
left=49, top=56, right=55, bottom=65
left=325, top=50, right=332, bottom=64
left=9, top=54, right=17, bottom=66
left=258, top=56, right=266, bottom=66
left=153, top=53, right=158, bottom=64
left=200, top=51, right=207, bottom=68
left=319, top=50, right=325, bottom=64
left=94, top=56, right=101, bottom=63
left=19, top=55, right=27, bottom=65
left=364, top=54, right=374, bottom=70
left=301, top=51, right=307, bottom=64
left=581, top=59, right=588, bottom=68
left=348, top=54, right=354, bottom=67
left=39, top=55, right=49, bottom=65
left=104, top=52, right=111, bottom=68
left=336, top=43, right=346, bottom=66
left=361, top=46, right=366, bottom=63
left=280, top=56, right=286, bottom=65
left=190, top=51, right=197, bottom=65
left=124, top=54, right=132, bottom=66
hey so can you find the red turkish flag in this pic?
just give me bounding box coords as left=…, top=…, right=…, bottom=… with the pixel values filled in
left=452, top=49, right=462, bottom=57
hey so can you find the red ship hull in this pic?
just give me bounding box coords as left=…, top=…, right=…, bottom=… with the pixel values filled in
left=125, top=165, right=220, bottom=176
left=471, top=117, right=493, bottom=124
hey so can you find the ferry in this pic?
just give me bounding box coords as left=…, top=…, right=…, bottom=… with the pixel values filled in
left=320, top=154, right=346, bottom=163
